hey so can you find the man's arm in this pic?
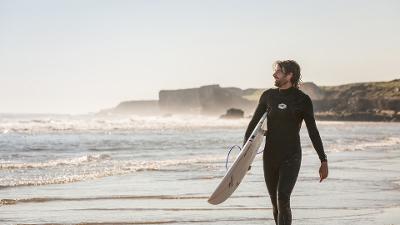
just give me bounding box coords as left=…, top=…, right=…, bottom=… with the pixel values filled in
left=244, top=91, right=268, bottom=145
left=303, top=95, right=327, bottom=162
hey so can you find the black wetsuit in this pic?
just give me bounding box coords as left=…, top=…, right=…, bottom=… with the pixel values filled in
left=244, top=87, right=327, bottom=225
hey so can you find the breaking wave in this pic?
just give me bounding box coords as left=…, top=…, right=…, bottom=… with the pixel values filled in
left=0, top=114, right=249, bottom=134
left=0, top=155, right=225, bottom=188
left=328, top=137, right=400, bottom=152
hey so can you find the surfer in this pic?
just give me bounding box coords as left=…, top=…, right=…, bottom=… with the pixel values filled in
left=244, top=60, right=328, bottom=225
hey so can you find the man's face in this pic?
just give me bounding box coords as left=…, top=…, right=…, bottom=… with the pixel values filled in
left=273, top=65, right=291, bottom=87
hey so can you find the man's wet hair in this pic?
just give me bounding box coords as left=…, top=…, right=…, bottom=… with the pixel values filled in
left=274, top=60, right=302, bottom=88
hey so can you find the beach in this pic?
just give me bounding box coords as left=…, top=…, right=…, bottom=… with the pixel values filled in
left=1, top=114, right=399, bottom=225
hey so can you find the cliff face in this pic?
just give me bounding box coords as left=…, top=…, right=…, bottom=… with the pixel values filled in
left=312, top=79, right=400, bottom=121
left=159, top=84, right=258, bottom=115
left=316, top=80, right=400, bottom=111
left=159, top=87, right=201, bottom=113
left=299, top=82, right=325, bottom=100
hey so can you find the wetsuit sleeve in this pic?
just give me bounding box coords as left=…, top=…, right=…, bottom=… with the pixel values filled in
left=303, top=95, right=327, bottom=162
left=244, top=91, right=268, bottom=145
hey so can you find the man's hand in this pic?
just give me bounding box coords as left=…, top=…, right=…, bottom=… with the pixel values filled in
left=319, top=161, right=328, bottom=182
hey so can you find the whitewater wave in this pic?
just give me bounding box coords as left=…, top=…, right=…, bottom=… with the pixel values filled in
left=0, top=114, right=249, bottom=134
left=0, top=154, right=112, bottom=170
left=0, top=155, right=225, bottom=188
left=328, top=137, right=400, bottom=152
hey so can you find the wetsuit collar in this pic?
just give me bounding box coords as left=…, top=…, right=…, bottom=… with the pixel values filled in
left=278, top=86, right=296, bottom=95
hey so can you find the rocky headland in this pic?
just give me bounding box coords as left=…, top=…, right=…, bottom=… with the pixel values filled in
left=100, top=79, right=400, bottom=122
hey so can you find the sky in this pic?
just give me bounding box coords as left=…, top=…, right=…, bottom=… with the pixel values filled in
left=0, top=0, right=399, bottom=114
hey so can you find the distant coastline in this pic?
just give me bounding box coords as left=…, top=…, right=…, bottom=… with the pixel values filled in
left=99, top=79, right=400, bottom=122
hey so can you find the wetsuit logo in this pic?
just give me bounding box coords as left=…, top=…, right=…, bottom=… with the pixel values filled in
left=278, top=103, right=287, bottom=110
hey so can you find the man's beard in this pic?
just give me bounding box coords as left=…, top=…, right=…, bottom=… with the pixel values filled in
left=274, top=78, right=289, bottom=87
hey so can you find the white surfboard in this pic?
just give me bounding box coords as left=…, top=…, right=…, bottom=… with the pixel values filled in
left=208, top=112, right=267, bottom=205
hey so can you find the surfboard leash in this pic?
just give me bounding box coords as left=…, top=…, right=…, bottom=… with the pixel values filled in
left=225, top=145, right=241, bottom=169
left=225, top=145, right=264, bottom=170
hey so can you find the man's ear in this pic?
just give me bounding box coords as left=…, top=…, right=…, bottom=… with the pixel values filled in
left=286, top=72, right=293, bottom=81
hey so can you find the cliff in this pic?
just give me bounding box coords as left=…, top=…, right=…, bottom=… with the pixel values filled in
left=313, top=79, right=400, bottom=121
left=101, top=79, right=400, bottom=121
left=159, top=84, right=258, bottom=115
left=97, top=100, right=159, bottom=116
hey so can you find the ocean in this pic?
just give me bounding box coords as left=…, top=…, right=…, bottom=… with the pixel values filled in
left=0, top=114, right=399, bottom=225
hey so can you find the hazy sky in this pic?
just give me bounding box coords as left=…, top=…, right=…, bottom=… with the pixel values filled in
left=1, top=0, right=399, bottom=114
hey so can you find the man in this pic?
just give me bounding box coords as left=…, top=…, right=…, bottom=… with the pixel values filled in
left=244, top=60, right=328, bottom=225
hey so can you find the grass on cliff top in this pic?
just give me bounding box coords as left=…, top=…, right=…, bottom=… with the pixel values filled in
left=321, top=79, right=399, bottom=90
left=320, top=79, right=400, bottom=98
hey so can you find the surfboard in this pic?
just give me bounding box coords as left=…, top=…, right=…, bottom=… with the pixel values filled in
left=208, top=112, right=267, bottom=205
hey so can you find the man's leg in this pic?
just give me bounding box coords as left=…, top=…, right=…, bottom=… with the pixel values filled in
left=277, top=154, right=301, bottom=225
left=263, top=158, right=279, bottom=224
